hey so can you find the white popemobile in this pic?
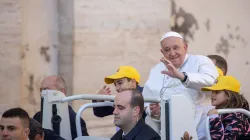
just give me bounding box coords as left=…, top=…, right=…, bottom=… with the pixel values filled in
left=40, top=90, right=250, bottom=140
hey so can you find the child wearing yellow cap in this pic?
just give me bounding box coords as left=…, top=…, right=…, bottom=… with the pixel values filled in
left=202, top=76, right=250, bottom=139
left=93, top=66, right=144, bottom=118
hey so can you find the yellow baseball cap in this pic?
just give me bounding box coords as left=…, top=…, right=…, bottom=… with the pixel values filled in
left=216, top=66, right=224, bottom=76
left=104, top=66, right=140, bottom=84
left=202, top=76, right=240, bottom=93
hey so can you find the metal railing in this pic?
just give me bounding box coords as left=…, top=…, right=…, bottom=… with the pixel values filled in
left=76, top=102, right=114, bottom=137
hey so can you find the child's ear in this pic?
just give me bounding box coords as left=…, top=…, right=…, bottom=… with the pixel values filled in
left=131, top=79, right=137, bottom=87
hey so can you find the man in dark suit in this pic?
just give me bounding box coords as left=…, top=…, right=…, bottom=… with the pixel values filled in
left=33, top=75, right=88, bottom=140
left=111, top=89, right=160, bottom=140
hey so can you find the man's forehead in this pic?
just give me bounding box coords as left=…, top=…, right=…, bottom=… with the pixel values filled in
left=41, top=77, right=56, bottom=87
left=114, top=101, right=127, bottom=107
left=115, top=91, right=131, bottom=103
left=114, top=101, right=130, bottom=108
left=0, top=117, right=22, bottom=127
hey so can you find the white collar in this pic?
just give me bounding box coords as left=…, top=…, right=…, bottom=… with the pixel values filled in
left=122, top=131, right=126, bottom=136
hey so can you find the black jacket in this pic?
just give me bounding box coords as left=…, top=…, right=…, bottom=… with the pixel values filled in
left=43, top=129, right=66, bottom=140
left=93, top=86, right=146, bottom=118
left=111, top=118, right=160, bottom=140
left=33, top=106, right=88, bottom=140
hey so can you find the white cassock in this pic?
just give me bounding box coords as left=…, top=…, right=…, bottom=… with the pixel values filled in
left=143, top=54, right=218, bottom=140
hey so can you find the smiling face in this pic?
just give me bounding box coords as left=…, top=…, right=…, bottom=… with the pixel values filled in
left=161, top=37, right=188, bottom=69
left=211, top=90, right=228, bottom=107
left=113, top=78, right=136, bottom=93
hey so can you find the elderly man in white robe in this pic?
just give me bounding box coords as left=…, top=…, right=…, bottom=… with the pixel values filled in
left=142, top=31, right=218, bottom=139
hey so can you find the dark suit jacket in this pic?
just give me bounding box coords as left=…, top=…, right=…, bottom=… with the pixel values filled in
left=111, top=118, right=161, bottom=140
left=43, top=129, right=66, bottom=140
left=33, top=106, right=88, bottom=140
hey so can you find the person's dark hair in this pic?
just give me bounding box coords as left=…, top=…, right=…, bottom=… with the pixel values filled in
left=207, top=55, right=228, bottom=75
left=216, top=90, right=249, bottom=111
left=29, top=118, right=44, bottom=140
left=121, top=89, right=144, bottom=117
left=126, top=78, right=139, bottom=86
left=2, top=108, right=30, bottom=128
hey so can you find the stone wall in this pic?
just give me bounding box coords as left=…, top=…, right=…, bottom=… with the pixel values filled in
left=73, top=0, right=170, bottom=136
left=1, top=0, right=250, bottom=138
left=172, top=0, right=250, bottom=101
left=0, top=0, right=21, bottom=114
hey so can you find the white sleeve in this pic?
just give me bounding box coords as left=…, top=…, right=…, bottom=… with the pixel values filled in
left=142, top=83, right=156, bottom=107
left=142, top=84, right=152, bottom=108
left=143, top=85, right=162, bottom=121
left=142, top=65, right=160, bottom=107
left=183, top=56, right=218, bottom=90
left=142, top=64, right=163, bottom=116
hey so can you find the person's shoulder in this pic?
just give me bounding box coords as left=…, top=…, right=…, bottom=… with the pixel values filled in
left=222, top=112, right=245, bottom=121
left=141, top=123, right=160, bottom=137
left=137, top=86, right=144, bottom=92
left=188, top=54, right=213, bottom=65
left=44, top=129, right=66, bottom=140
left=111, top=129, right=123, bottom=140
left=149, top=62, right=165, bottom=73
left=235, top=112, right=249, bottom=119
left=189, top=54, right=209, bottom=60
left=153, top=62, right=165, bottom=69
left=44, top=129, right=55, bottom=135
left=149, top=136, right=161, bottom=140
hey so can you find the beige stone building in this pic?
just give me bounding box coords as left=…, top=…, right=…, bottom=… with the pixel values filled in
left=0, top=0, right=249, bottom=137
